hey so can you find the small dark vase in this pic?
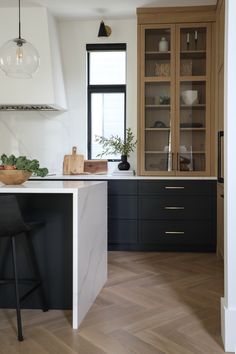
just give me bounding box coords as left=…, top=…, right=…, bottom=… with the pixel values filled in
left=118, top=155, right=130, bottom=171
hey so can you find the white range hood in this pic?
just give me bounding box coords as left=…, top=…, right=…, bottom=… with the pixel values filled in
left=0, top=7, right=67, bottom=111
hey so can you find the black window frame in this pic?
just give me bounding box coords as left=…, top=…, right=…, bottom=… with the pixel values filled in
left=87, top=43, right=127, bottom=161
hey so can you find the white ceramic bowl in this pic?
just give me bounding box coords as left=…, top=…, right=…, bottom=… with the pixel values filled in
left=181, top=90, right=198, bottom=105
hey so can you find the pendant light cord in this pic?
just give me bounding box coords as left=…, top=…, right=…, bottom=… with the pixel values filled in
left=18, top=0, right=21, bottom=39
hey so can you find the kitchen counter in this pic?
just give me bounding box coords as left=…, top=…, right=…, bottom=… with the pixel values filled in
left=0, top=180, right=106, bottom=192
left=0, top=180, right=107, bottom=329
left=31, top=174, right=217, bottom=181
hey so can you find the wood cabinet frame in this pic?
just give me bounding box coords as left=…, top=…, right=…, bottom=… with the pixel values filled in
left=137, top=6, right=216, bottom=176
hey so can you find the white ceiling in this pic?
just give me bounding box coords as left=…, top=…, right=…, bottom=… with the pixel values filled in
left=0, top=0, right=217, bottom=20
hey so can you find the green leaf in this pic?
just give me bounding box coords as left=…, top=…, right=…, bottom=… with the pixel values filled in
left=95, top=128, right=137, bottom=158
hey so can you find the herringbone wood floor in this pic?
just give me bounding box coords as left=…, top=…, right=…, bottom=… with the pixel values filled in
left=0, top=252, right=225, bottom=354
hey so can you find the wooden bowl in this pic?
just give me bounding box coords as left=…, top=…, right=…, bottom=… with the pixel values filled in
left=0, top=170, right=32, bottom=185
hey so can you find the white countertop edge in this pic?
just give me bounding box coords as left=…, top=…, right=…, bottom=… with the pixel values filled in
left=30, top=174, right=217, bottom=181
left=0, top=180, right=107, bottom=193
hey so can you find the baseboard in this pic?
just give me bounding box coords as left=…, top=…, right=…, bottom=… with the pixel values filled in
left=221, top=297, right=236, bottom=352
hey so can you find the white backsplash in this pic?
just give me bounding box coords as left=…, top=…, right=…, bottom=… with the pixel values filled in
left=0, top=111, right=71, bottom=173
left=0, top=111, right=130, bottom=174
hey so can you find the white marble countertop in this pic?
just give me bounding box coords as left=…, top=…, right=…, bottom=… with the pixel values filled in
left=0, top=180, right=106, bottom=193
left=31, top=174, right=217, bottom=181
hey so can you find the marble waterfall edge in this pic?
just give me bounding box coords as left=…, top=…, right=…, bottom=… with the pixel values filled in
left=73, top=182, right=107, bottom=328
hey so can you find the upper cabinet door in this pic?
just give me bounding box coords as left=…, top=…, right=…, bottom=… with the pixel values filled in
left=176, top=24, right=211, bottom=175
left=139, top=25, right=176, bottom=175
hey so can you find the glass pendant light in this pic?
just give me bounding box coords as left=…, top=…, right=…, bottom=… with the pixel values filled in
left=0, top=0, right=40, bottom=79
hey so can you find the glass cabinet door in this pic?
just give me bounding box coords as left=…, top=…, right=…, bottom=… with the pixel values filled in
left=142, top=25, right=175, bottom=174
left=176, top=24, right=210, bottom=174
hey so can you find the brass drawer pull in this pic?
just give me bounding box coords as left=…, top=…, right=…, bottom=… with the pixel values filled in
left=165, top=186, right=185, bottom=190
left=165, top=231, right=185, bottom=235
left=164, top=206, right=185, bottom=210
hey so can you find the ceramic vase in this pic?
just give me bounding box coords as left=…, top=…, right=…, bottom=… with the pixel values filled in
left=118, top=155, right=130, bottom=170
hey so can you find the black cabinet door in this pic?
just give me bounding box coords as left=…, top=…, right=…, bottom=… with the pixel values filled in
left=109, top=196, right=137, bottom=219
left=139, top=220, right=214, bottom=245
left=108, top=180, right=138, bottom=195
left=139, top=180, right=215, bottom=196
left=139, top=195, right=212, bottom=220
left=108, top=220, right=138, bottom=244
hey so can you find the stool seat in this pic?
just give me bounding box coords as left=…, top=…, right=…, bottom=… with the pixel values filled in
left=0, top=195, right=48, bottom=341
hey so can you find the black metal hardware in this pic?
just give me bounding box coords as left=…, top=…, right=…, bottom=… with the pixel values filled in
left=218, top=131, right=224, bottom=183
left=165, top=231, right=185, bottom=235
left=164, top=206, right=185, bottom=210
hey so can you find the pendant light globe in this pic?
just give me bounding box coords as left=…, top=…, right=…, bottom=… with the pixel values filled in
left=0, top=0, right=40, bottom=79
left=0, top=38, right=40, bottom=79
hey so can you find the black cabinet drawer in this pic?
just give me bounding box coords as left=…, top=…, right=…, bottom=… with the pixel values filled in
left=108, top=181, right=138, bottom=195
left=139, top=180, right=215, bottom=196
left=108, top=220, right=137, bottom=244
left=139, top=195, right=212, bottom=220
left=139, top=220, right=214, bottom=245
left=109, top=196, right=137, bottom=219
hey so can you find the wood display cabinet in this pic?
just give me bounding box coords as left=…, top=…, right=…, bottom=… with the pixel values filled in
left=137, top=7, right=215, bottom=176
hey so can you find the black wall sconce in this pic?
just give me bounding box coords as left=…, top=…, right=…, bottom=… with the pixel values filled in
left=98, top=21, right=112, bottom=37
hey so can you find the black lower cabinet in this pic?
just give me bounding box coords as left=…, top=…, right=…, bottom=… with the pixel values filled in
left=108, top=179, right=216, bottom=252
left=108, top=181, right=138, bottom=250
left=108, top=220, right=138, bottom=245
left=33, top=178, right=216, bottom=252
left=139, top=220, right=215, bottom=251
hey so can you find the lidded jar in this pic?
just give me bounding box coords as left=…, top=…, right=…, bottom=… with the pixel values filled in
left=159, top=37, right=168, bottom=52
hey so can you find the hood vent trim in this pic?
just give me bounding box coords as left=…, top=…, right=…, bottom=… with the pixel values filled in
left=0, top=104, right=60, bottom=111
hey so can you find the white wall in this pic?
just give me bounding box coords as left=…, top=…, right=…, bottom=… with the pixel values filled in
left=58, top=18, right=137, bottom=170
left=0, top=16, right=137, bottom=173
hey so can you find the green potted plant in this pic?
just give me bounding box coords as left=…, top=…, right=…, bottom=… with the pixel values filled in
left=95, top=128, right=137, bottom=170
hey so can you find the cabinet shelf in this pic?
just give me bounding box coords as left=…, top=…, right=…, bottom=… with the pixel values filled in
left=180, top=50, right=206, bottom=59
left=180, top=151, right=205, bottom=154
left=145, top=51, right=171, bottom=60
left=145, top=151, right=205, bottom=154
left=145, top=104, right=171, bottom=109
left=180, top=128, right=206, bottom=131
left=145, top=151, right=172, bottom=154
left=180, top=76, right=206, bottom=81
left=144, top=76, right=171, bottom=82
left=180, top=104, right=206, bottom=109
left=145, top=128, right=170, bottom=131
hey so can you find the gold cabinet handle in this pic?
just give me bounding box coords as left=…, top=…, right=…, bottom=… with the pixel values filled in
left=165, top=231, right=185, bottom=235
left=164, top=206, right=185, bottom=210
left=165, top=186, right=185, bottom=189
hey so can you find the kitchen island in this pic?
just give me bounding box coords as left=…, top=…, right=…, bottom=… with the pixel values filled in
left=0, top=180, right=107, bottom=329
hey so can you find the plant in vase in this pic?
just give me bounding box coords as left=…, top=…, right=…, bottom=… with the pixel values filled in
left=95, top=128, right=137, bottom=170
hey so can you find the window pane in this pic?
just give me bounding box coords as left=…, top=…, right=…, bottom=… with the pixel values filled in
left=91, top=93, right=125, bottom=159
left=89, top=52, right=126, bottom=85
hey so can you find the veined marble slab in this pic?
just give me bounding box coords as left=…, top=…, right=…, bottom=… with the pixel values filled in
left=0, top=180, right=107, bottom=329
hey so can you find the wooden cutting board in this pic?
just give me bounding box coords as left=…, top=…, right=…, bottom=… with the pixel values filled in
left=84, top=160, right=108, bottom=174
left=63, top=147, right=84, bottom=175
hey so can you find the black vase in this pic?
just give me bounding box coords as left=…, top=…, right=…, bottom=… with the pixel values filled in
left=118, top=155, right=130, bottom=171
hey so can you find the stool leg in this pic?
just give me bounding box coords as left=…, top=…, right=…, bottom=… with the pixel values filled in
left=25, top=233, right=49, bottom=312
left=11, top=236, right=24, bottom=342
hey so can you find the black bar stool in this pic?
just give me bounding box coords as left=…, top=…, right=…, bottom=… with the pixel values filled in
left=0, top=195, right=48, bottom=341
